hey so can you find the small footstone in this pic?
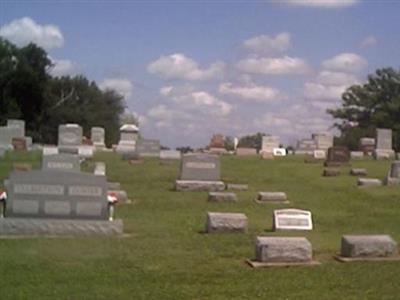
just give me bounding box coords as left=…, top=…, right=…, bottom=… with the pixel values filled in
left=256, top=192, right=288, bottom=203
left=350, top=168, right=367, bottom=176
left=357, top=178, right=382, bottom=187
left=206, top=212, right=247, bottom=233
left=341, top=235, right=398, bottom=258
left=208, top=192, right=237, bottom=202
left=323, top=168, right=340, bottom=177
left=255, top=237, right=313, bottom=263
left=226, top=184, right=248, bottom=191
left=175, top=180, right=225, bottom=192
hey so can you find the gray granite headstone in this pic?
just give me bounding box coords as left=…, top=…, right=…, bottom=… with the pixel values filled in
left=6, top=170, right=108, bottom=220
left=58, top=124, right=83, bottom=154
left=262, top=136, right=279, bottom=153
left=180, top=153, right=220, bottom=181
left=136, top=139, right=160, bottom=157
left=312, top=133, right=333, bottom=150
left=42, top=154, right=80, bottom=172
left=116, top=124, right=138, bottom=158
left=375, top=128, right=395, bottom=159
left=7, top=119, right=25, bottom=137
left=341, top=235, right=398, bottom=258
left=91, top=127, right=105, bottom=148
left=206, top=212, right=247, bottom=233
left=160, top=150, right=181, bottom=161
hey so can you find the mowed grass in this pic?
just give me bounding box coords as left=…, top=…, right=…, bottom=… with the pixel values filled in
left=0, top=151, right=399, bottom=300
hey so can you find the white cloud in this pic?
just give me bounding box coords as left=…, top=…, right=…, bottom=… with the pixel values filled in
left=0, top=17, right=64, bottom=50
left=281, top=0, right=359, bottom=8
left=361, top=35, right=377, bottom=48
left=243, top=32, right=291, bottom=54
left=322, top=53, right=367, bottom=73
left=315, top=70, right=359, bottom=85
left=99, top=78, right=133, bottom=99
left=147, top=53, right=225, bottom=81
left=49, top=58, right=79, bottom=77
left=219, top=82, right=285, bottom=102
left=236, top=56, right=309, bottom=75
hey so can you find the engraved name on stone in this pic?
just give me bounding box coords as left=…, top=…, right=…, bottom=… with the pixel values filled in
left=186, top=162, right=216, bottom=169
left=14, top=184, right=64, bottom=195
left=68, top=186, right=103, bottom=197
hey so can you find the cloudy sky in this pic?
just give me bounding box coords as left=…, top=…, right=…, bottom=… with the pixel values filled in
left=1, top=1, right=399, bottom=147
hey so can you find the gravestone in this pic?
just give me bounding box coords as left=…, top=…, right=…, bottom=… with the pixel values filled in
left=136, top=139, right=160, bottom=157
left=256, top=192, right=288, bottom=203
left=208, top=192, right=237, bottom=202
left=312, top=133, right=333, bottom=150
left=273, top=209, right=313, bottom=231
left=116, top=124, right=139, bottom=159
left=180, top=153, right=220, bottom=181
left=385, top=161, right=400, bottom=186
left=262, top=136, right=279, bottom=154
left=5, top=170, right=108, bottom=220
left=160, top=150, right=181, bottom=163
left=91, top=127, right=106, bottom=150
left=205, top=212, right=247, bottom=233
left=324, top=146, right=350, bottom=167
left=374, top=128, right=395, bottom=159
left=12, top=137, right=27, bottom=151
left=94, top=162, right=106, bottom=176
left=350, top=151, right=364, bottom=159
left=357, top=178, right=382, bottom=187
left=295, top=139, right=317, bottom=155
left=350, top=168, right=367, bottom=176
left=359, top=137, right=375, bottom=155
left=340, top=235, right=398, bottom=258
left=42, top=154, right=80, bottom=172
left=226, top=184, right=248, bottom=191
left=43, top=146, right=59, bottom=156
left=236, top=147, right=257, bottom=156
left=323, top=168, right=340, bottom=177
left=58, top=124, right=83, bottom=154
left=0, top=126, right=23, bottom=150
left=7, top=119, right=25, bottom=137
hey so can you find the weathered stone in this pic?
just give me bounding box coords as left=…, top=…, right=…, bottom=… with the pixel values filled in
left=136, top=138, right=160, bottom=157
left=312, top=133, right=333, bottom=150
left=175, top=180, right=225, bottom=192
left=341, top=235, right=398, bottom=258
left=91, top=127, right=106, bottom=150
left=374, top=149, right=395, bottom=160
left=116, top=124, right=138, bottom=159
left=12, top=137, right=27, bottom=151
left=42, top=154, right=80, bottom=172
left=206, top=212, right=247, bottom=233
left=359, top=137, right=375, bottom=155
left=273, top=209, right=313, bottom=231
left=208, top=192, right=237, bottom=202
left=256, top=192, right=288, bottom=203
left=323, top=168, right=340, bottom=177
left=350, top=168, right=367, bottom=176
left=350, top=151, right=364, bottom=159
left=226, top=184, right=248, bottom=191
left=388, top=161, right=400, bottom=178
left=374, top=128, right=395, bottom=159
left=325, top=146, right=350, bottom=166
left=260, top=151, right=274, bottom=160
left=94, top=162, right=106, bottom=176
left=180, top=153, right=220, bottom=181
left=209, top=134, right=225, bottom=149
left=262, top=136, right=280, bottom=154
left=357, top=178, right=382, bottom=187
left=313, top=150, right=326, bottom=160
left=385, top=177, right=400, bottom=186
left=58, top=124, right=83, bottom=154
left=0, top=218, right=123, bottom=235
left=255, top=237, right=312, bottom=263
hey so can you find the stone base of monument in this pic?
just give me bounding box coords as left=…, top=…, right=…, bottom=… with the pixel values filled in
left=0, top=218, right=123, bottom=235
left=175, top=180, right=225, bottom=192
left=208, top=192, right=237, bottom=202
left=350, top=168, right=367, bottom=176
left=205, top=212, right=247, bottom=233
left=58, top=146, right=79, bottom=155
left=226, top=183, right=248, bottom=191
left=374, top=149, right=395, bottom=160
left=385, top=177, right=400, bottom=186
left=357, top=178, right=382, bottom=187
left=247, top=237, right=320, bottom=268
left=255, top=192, right=289, bottom=204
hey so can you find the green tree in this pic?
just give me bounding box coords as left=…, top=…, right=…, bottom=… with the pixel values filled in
left=328, top=68, right=400, bottom=150
left=238, top=132, right=265, bottom=150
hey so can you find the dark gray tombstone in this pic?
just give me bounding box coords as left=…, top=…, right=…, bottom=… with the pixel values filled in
left=324, top=146, right=350, bottom=166
left=137, top=139, right=160, bottom=157
left=58, top=124, right=83, bottom=154
left=6, top=170, right=108, bottom=220
left=42, top=154, right=80, bottom=172
left=180, top=153, right=220, bottom=181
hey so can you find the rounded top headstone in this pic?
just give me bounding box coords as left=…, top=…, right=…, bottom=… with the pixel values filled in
left=120, top=124, right=139, bottom=132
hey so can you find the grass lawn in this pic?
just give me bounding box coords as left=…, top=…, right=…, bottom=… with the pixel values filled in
left=0, top=151, right=399, bottom=300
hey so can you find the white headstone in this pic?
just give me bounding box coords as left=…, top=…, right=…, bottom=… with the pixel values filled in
left=273, top=209, right=313, bottom=231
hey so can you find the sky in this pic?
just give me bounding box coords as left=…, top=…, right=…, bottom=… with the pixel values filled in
left=1, top=0, right=399, bottom=148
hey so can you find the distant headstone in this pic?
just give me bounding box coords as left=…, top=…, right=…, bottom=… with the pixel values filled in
left=340, top=235, right=398, bottom=258
left=350, top=168, right=367, bottom=176
left=236, top=147, right=257, bottom=156
left=208, top=192, right=237, bottom=202
left=312, top=133, right=333, bottom=150
left=180, top=153, right=220, bottom=181
left=226, top=183, right=248, bottom=191
left=295, top=139, right=317, bottom=155
left=116, top=124, right=139, bottom=159
left=385, top=161, right=400, bottom=186
left=160, top=150, right=181, bottom=163
left=205, top=212, right=248, bottom=233
left=350, top=151, right=364, bottom=159
left=273, top=209, right=313, bottom=231
left=6, top=170, right=108, bottom=220
left=42, top=146, right=59, bottom=156
left=262, top=136, right=279, bottom=154
left=136, top=139, right=160, bottom=157
left=359, top=137, right=375, bottom=155
left=374, top=128, right=395, bottom=159
left=209, top=134, right=225, bottom=149
left=324, top=146, right=350, bottom=167
left=357, top=178, right=382, bottom=187
left=323, top=168, right=340, bottom=177
left=12, top=137, right=27, bottom=151
left=42, top=154, right=80, bottom=172
left=256, top=192, right=288, bottom=203
left=260, top=151, right=274, bottom=160
left=58, top=124, right=83, bottom=154
left=91, top=127, right=106, bottom=150
left=94, top=162, right=106, bottom=176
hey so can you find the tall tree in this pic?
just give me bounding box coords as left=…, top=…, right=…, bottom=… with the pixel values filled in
left=328, top=68, right=400, bottom=150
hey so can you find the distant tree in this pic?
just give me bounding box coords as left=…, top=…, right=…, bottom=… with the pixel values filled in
left=237, top=132, right=265, bottom=150
left=328, top=68, right=400, bottom=150
left=176, top=146, right=193, bottom=154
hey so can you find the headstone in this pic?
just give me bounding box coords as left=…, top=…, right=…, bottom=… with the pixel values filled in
left=91, top=127, right=106, bottom=150
left=256, top=192, right=288, bottom=203
left=116, top=124, right=139, bottom=159
left=312, top=133, right=333, bottom=150
left=226, top=183, right=248, bottom=191
left=136, top=139, right=160, bottom=157
left=205, top=212, right=248, bottom=233
left=180, top=153, right=220, bottom=181
left=313, top=150, right=326, bottom=160
left=255, top=237, right=313, bottom=263
left=359, top=137, right=375, bottom=155
left=42, top=146, right=59, bottom=156
left=42, top=154, right=80, bottom=172
left=0, top=126, right=23, bottom=150
left=94, top=162, right=106, bottom=176
left=385, top=161, right=400, bottom=186
left=262, top=136, right=279, bottom=154
left=25, top=136, right=33, bottom=151
left=273, top=148, right=286, bottom=156
left=12, top=137, right=27, bottom=151
left=175, top=180, right=225, bottom=192
left=295, top=139, right=317, bottom=155
left=357, top=178, right=382, bottom=187
left=350, top=151, right=364, bottom=159
left=58, top=124, right=83, bottom=154
left=6, top=170, right=108, bottom=220
left=208, top=192, right=237, bottom=202
left=273, top=209, right=313, bottom=231
left=350, top=168, right=367, bottom=176
left=324, top=146, right=350, bottom=167
left=374, top=128, right=395, bottom=159
left=78, top=145, right=94, bottom=159
left=160, top=150, right=181, bottom=163
left=340, top=235, right=397, bottom=258
left=236, top=147, right=257, bottom=156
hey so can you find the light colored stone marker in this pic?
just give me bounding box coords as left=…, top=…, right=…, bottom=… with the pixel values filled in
left=208, top=192, right=237, bottom=202
left=205, top=212, right=247, bottom=233
left=256, top=192, right=288, bottom=203
left=226, top=184, right=248, bottom=191
left=176, top=180, right=225, bottom=192
left=357, top=178, right=382, bottom=187
left=350, top=168, right=367, bottom=176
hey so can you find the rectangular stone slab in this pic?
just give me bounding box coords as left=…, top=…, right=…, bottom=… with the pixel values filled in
left=208, top=192, right=237, bottom=202
left=180, top=153, right=220, bottom=181
left=341, top=235, right=398, bottom=258
left=206, top=212, right=247, bottom=233
left=357, top=178, right=382, bottom=187
left=256, top=192, right=288, bottom=203
left=273, top=209, right=313, bottom=231
left=226, top=184, right=248, bottom=191
left=350, top=168, right=367, bottom=176
left=175, top=180, right=225, bottom=192
left=42, top=154, right=80, bottom=172
left=255, top=237, right=313, bottom=263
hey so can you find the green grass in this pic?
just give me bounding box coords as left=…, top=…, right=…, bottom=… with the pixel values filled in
left=0, top=152, right=399, bottom=299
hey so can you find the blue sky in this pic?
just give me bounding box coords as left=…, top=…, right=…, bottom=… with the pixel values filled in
left=1, top=0, right=399, bottom=147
